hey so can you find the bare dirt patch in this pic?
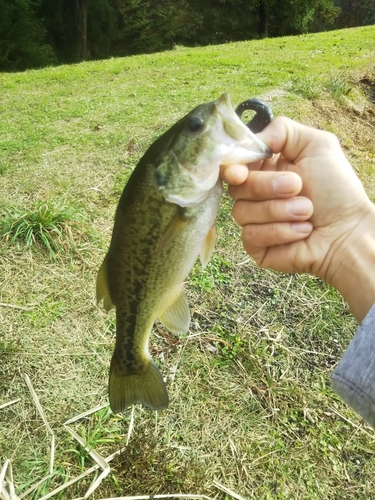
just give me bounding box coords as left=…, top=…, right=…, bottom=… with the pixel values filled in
left=359, top=76, right=375, bottom=104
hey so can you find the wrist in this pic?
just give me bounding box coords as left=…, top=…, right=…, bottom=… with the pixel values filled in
left=324, top=207, right=375, bottom=323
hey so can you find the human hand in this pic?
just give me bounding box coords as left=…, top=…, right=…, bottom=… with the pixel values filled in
left=221, top=117, right=375, bottom=322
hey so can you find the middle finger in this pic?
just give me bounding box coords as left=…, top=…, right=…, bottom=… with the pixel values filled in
left=229, top=171, right=302, bottom=201
left=232, top=196, right=314, bottom=226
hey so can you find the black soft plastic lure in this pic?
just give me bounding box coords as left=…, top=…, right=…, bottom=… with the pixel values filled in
left=235, top=98, right=274, bottom=134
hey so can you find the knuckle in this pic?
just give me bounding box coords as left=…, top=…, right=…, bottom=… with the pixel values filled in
left=316, top=129, right=340, bottom=148
left=257, top=259, right=268, bottom=269
left=265, top=200, right=279, bottom=220
left=327, top=132, right=341, bottom=149
left=232, top=201, right=245, bottom=225
left=247, top=171, right=267, bottom=199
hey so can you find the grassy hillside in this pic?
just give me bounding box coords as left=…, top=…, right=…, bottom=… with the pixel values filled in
left=1, top=25, right=375, bottom=499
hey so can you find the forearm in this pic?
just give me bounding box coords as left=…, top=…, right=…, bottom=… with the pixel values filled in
left=325, top=211, right=375, bottom=323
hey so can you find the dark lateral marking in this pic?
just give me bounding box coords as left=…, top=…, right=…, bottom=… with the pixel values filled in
left=114, top=277, right=144, bottom=372
left=235, top=98, right=274, bottom=134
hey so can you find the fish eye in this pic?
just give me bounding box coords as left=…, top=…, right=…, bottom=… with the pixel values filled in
left=188, top=116, right=204, bottom=133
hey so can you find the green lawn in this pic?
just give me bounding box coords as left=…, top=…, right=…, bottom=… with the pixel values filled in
left=0, top=25, right=375, bottom=499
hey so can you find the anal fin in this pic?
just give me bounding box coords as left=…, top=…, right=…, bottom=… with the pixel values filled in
left=158, top=284, right=190, bottom=335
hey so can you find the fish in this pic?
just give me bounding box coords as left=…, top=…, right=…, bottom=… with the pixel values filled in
left=97, top=93, right=272, bottom=413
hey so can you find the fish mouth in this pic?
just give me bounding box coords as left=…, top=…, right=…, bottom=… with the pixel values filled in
left=215, top=93, right=273, bottom=160
left=215, top=93, right=249, bottom=141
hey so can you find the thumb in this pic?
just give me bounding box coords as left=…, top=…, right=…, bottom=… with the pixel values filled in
left=257, top=116, right=323, bottom=161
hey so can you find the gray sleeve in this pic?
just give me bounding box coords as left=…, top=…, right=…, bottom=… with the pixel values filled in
left=331, top=303, right=375, bottom=428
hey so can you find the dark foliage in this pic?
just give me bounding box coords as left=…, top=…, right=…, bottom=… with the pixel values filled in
left=0, top=0, right=371, bottom=72
left=0, top=0, right=56, bottom=70
left=335, top=0, right=375, bottom=27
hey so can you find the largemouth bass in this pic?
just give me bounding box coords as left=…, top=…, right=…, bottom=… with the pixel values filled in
left=97, top=93, right=272, bottom=413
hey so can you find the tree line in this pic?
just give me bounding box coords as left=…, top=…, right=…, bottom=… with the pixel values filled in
left=1, top=0, right=374, bottom=71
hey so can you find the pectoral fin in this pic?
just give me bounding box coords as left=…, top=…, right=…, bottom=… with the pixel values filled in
left=158, top=285, right=190, bottom=335
left=200, top=226, right=216, bottom=268
left=158, top=211, right=190, bottom=252
left=96, top=256, right=114, bottom=311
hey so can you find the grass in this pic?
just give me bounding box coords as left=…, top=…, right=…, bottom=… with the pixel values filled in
left=0, top=24, right=375, bottom=499
left=0, top=199, right=86, bottom=261
left=291, top=72, right=356, bottom=102
left=325, top=72, right=352, bottom=98
left=290, top=75, right=323, bottom=100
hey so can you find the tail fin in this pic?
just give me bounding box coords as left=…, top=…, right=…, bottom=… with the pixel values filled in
left=109, top=358, right=169, bottom=413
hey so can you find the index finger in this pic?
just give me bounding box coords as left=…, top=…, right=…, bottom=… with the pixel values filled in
left=220, top=163, right=251, bottom=185
left=229, top=170, right=302, bottom=201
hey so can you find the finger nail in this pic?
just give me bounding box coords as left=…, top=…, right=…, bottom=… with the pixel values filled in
left=272, top=174, right=299, bottom=195
left=292, top=222, right=312, bottom=233
left=286, top=198, right=312, bottom=216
